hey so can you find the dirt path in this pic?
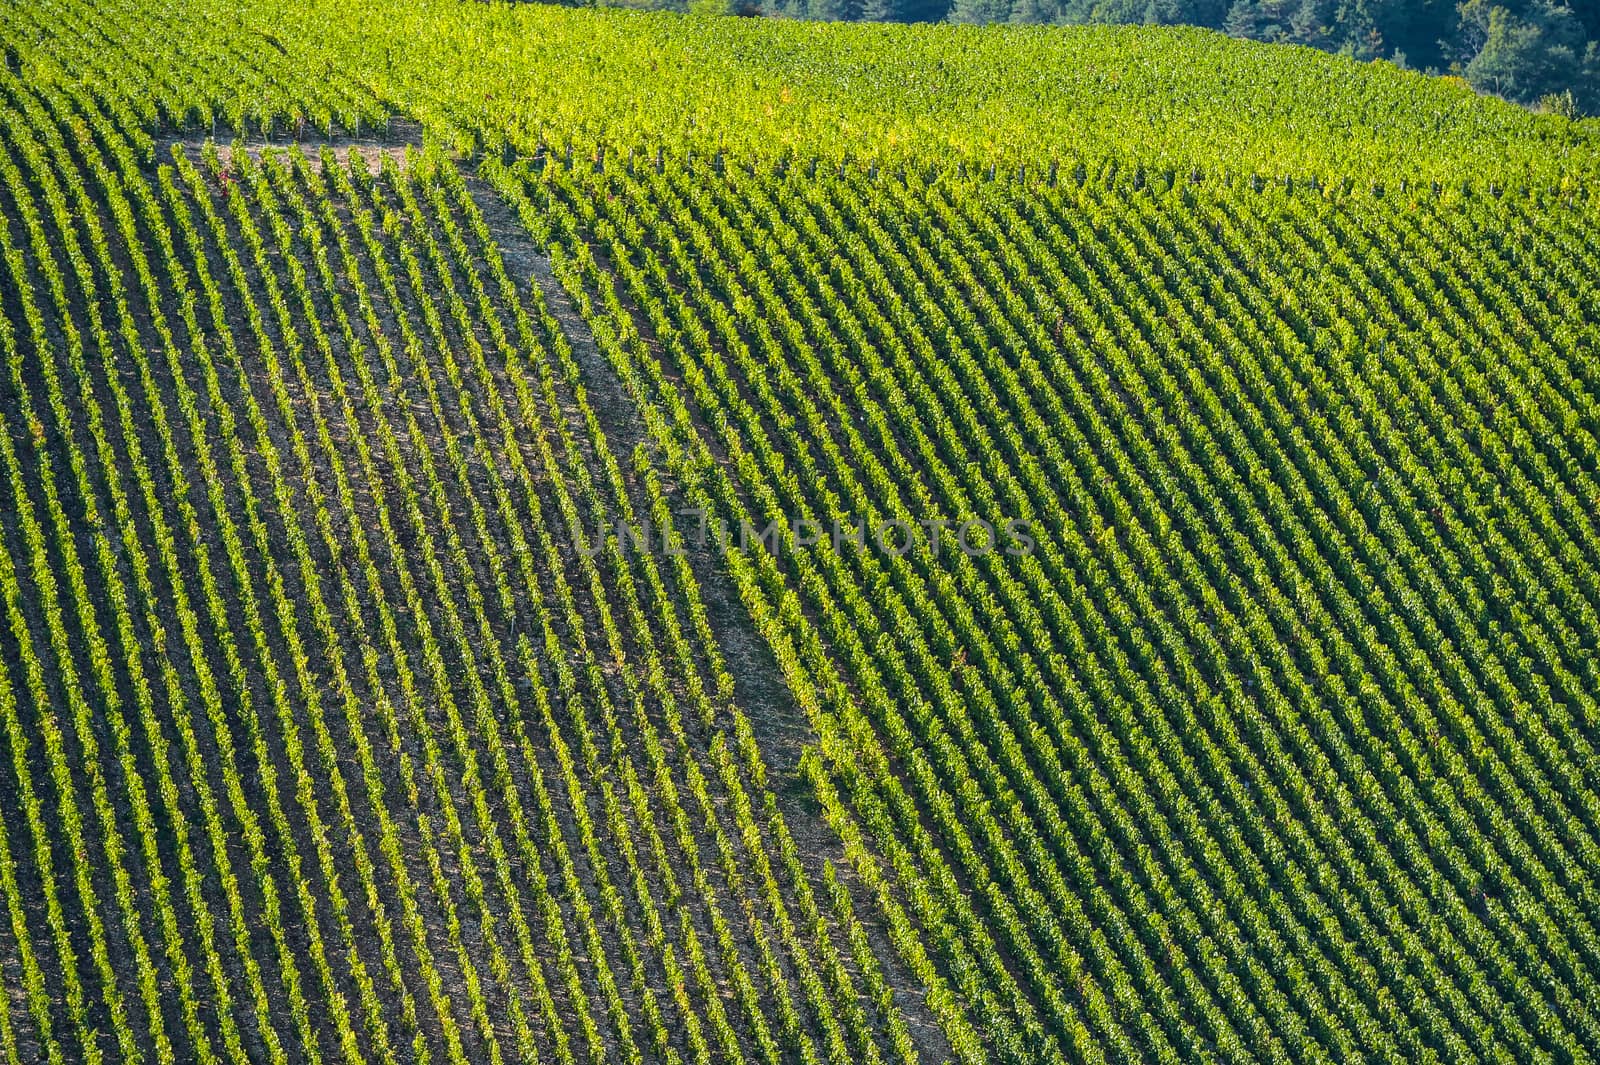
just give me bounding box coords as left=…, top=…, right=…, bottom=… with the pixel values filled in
left=463, top=171, right=820, bottom=775
left=462, top=170, right=954, bottom=1064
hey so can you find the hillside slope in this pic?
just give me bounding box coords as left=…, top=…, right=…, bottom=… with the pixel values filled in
left=12, top=0, right=1600, bottom=182
left=1, top=1, right=1599, bottom=1062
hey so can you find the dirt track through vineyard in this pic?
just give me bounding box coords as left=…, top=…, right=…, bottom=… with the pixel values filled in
left=463, top=169, right=954, bottom=1061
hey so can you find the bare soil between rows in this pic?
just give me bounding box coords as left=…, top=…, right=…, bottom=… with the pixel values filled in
left=151, top=118, right=424, bottom=171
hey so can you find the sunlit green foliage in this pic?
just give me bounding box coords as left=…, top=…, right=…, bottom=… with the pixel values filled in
left=1, top=0, right=1599, bottom=1062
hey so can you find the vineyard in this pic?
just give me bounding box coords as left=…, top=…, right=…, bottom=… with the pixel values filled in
left=2, top=0, right=1599, bottom=1062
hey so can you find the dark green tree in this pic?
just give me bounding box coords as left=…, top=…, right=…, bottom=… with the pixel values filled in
left=947, top=0, right=1012, bottom=24
left=1288, top=0, right=1333, bottom=46
left=1458, top=0, right=1589, bottom=103
left=862, top=0, right=949, bottom=21
left=1007, top=0, right=1060, bottom=23
left=807, top=0, right=861, bottom=19
left=1224, top=0, right=1298, bottom=40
